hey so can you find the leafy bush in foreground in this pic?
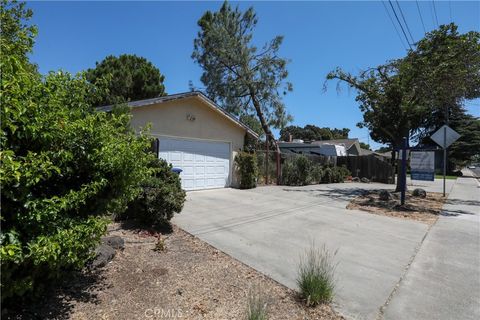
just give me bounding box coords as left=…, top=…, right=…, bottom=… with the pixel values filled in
left=297, top=243, right=337, bottom=306
left=124, top=158, right=186, bottom=225
left=0, top=0, right=152, bottom=305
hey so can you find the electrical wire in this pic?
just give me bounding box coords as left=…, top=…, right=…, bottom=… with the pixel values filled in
left=415, top=0, right=427, bottom=34
left=432, top=0, right=439, bottom=27
left=381, top=1, right=408, bottom=50
left=449, top=0, right=453, bottom=22
left=388, top=0, right=413, bottom=50
left=395, top=0, right=415, bottom=45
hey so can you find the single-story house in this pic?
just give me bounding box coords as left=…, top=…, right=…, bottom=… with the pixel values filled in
left=99, top=91, right=259, bottom=191
left=278, top=141, right=347, bottom=156
left=311, top=138, right=362, bottom=156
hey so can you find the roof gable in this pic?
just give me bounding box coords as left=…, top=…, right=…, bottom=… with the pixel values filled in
left=97, top=91, right=259, bottom=139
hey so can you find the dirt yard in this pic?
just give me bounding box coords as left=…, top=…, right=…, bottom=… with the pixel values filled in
left=347, top=190, right=446, bottom=225
left=16, top=223, right=343, bottom=320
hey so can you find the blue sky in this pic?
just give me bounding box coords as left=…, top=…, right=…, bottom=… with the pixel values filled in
left=28, top=1, right=480, bottom=149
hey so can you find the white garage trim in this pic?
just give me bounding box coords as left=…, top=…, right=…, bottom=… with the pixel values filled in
left=155, top=134, right=233, bottom=191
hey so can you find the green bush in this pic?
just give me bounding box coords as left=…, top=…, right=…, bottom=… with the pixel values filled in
left=310, top=165, right=324, bottom=184
left=321, top=165, right=350, bottom=183
left=297, top=243, right=337, bottom=306
left=125, top=158, right=186, bottom=225
left=282, top=156, right=351, bottom=186
left=321, top=167, right=334, bottom=184
left=282, top=155, right=313, bottom=186
left=235, top=152, right=258, bottom=189
left=0, top=1, right=153, bottom=306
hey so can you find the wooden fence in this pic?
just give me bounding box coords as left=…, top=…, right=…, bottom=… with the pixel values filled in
left=337, top=155, right=395, bottom=184
left=256, top=151, right=395, bottom=185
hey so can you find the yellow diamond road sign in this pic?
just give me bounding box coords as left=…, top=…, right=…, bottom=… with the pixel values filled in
left=430, top=125, right=460, bottom=149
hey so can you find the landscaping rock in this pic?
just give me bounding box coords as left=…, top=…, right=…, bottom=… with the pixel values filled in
left=412, top=188, right=427, bottom=198
left=360, top=177, right=370, bottom=183
left=352, top=177, right=360, bottom=182
left=92, top=244, right=116, bottom=268
left=102, top=236, right=125, bottom=250
left=379, top=190, right=393, bottom=201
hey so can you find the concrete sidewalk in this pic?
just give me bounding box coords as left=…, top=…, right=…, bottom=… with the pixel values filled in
left=384, top=175, right=480, bottom=319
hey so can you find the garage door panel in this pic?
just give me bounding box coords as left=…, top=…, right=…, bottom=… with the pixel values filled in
left=183, top=153, right=194, bottom=162
left=159, top=137, right=230, bottom=191
left=182, top=166, right=194, bottom=175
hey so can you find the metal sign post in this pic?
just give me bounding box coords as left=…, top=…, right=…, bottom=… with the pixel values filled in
left=443, top=126, right=447, bottom=197
left=430, top=125, right=460, bottom=197
left=400, top=137, right=407, bottom=206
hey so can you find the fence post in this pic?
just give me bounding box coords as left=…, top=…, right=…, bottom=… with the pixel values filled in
left=265, top=139, right=269, bottom=185
left=276, top=150, right=281, bottom=185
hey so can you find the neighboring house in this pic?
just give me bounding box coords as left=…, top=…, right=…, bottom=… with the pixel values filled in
left=311, top=138, right=362, bottom=156
left=99, top=91, right=258, bottom=191
left=278, top=141, right=322, bottom=155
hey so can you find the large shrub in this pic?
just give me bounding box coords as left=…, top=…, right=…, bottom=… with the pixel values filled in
left=235, top=151, right=258, bottom=189
left=125, top=158, right=186, bottom=225
left=282, top=156, right=350, bottom=186
left=282, top=155, right=313, bottom=186
left=0, top=1, right=152, bottom=305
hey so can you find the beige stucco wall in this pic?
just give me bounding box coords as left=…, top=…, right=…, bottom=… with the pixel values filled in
left=129, top=96, right=246, bottom=187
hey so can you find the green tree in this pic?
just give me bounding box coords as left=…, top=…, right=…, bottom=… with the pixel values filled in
left=0, top=1, right=155, bottom=305
left=327, top=24, right=480, bottom=189
left=405, top=24, right=480, bottom=135
left=279, top=125, right=349, bottom=141
left=240, top=114, right=264, bottom=138
left=375, top=146, right=391, bottom=153
left=359, top=142, right=371, bottom=150
left=192, top=1, right=293, bottom=149
left=443, top=113, right=480, bottom=168
left=86, top=54, right=167, bottom=106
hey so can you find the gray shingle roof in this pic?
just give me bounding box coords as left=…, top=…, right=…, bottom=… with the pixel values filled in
left=311, top=138, right=359, bottom=149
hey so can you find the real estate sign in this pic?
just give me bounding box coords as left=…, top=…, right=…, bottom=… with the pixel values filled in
left=410, top=151, right=435, bottom=181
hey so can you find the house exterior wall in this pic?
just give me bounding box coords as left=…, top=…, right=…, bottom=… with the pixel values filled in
left=129, top=97, right=247, bottom=187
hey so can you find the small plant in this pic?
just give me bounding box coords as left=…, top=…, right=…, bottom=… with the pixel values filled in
left=245, top=286, right=268, bottom=320
left=153, top=235, right=166, bottom=252
left=297, top=243, right=337, bottom=306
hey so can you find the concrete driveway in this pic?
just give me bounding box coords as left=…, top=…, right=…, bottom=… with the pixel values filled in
left=174, top=182, right=437, bottom=319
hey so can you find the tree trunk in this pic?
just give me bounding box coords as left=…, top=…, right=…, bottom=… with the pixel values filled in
left=394, top=135, right=409, bottom=192
left=248, top=86, right=279, bottom=152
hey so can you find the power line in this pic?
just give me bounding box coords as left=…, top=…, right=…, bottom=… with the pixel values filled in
left=449, top=0, right=453, bottom=22
left=387, top=0, right=413, bottom=50
left=381, top=1, right=408, bottom=50
left=395, top=0, right=415, bottom=44
left=415, top=0, right=427, bottom=34
left=432, top=0, right=439, bottom=27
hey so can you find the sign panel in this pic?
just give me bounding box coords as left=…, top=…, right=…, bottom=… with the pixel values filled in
left=410, top=151, right=435, bottom=181
left=430, top=125, right=460, bottom=149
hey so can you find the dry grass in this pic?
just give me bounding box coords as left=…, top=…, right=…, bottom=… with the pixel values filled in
left=18, top=223, right=343, bottom=320
left=347, top=190, right=446, bottom=225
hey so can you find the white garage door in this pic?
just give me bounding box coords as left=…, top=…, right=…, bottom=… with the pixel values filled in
left=159, top=137, right=230, bottom=191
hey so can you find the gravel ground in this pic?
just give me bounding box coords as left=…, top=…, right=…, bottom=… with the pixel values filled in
left=14, top=222, right=343, bottom=320
left=347, top=190, right=446, bottom=225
